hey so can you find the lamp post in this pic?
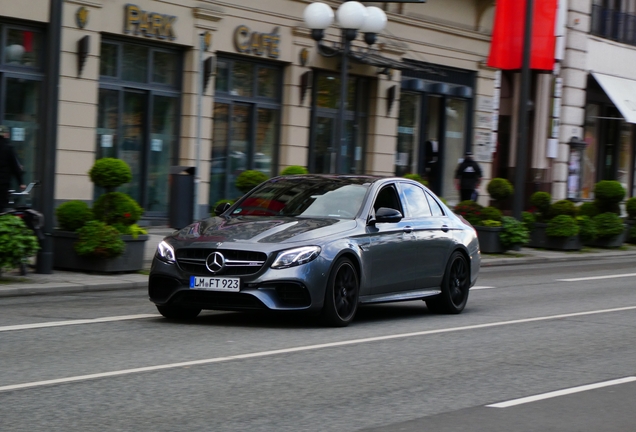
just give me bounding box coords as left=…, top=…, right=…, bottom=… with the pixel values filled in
left=303, top=1, right=387, bottom=174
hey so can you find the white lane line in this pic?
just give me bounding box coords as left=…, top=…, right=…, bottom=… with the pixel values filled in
left=1, top=305, right=635, bottom=393
left=0, top=314, right=158, bottom=333
left=557, top=273, right=636, bottom=282
left=487, top=376, right=636, bottom=408
left=471, top=286, right=496, bottom=290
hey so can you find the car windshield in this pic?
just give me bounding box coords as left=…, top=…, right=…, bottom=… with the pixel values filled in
left=229, top=177, right=370, bottom=218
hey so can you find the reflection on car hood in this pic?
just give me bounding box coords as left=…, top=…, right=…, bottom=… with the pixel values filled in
left=171, top=216, right=357, bottom=245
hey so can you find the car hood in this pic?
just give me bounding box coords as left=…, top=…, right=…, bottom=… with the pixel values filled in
left=169, top=216, right=357, bottom=246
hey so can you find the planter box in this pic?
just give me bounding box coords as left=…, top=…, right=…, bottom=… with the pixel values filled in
left=527, top=223, right=547, bottom=248
left=475, top=226, right=506, bottom=254
left=625, top=220, right=636, bottom=244
left=545, top=235, right=582, bottom=251
left=586, top=230, right=626, bottom=249
left=53, top=230, right=149, bottom=273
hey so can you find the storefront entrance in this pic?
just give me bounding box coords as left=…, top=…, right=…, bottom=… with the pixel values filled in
left=97, top=39, right=182, bottom=217
left=0, top=25, right=44, bottom=192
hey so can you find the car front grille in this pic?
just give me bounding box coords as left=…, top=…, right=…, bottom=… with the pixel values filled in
left=175, top=248, right=267, bottom=276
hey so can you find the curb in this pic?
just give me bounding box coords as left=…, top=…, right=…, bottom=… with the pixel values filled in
left=481, top=249, right=636, bottom=267
left=0, top=278, right=148, bottom=299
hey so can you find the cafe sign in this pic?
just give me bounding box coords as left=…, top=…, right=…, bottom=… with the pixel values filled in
left=124, top=4, right=177, bottom=40
left=234, top=25, right=280, bottom=58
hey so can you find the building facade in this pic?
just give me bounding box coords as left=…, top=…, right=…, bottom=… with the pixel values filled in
left=0, top=0, right=498, bottom=226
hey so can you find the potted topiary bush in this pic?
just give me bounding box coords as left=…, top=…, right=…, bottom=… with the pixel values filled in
left=236, top=170, right=268, bottom=195
left=588, top=212, right=625, bottom=248
left=52, top=158, right=148, bottom=273
left=487, top=178, right=513, bottom=210
left=577, top=215, right=597, bottom=245
left=0, top=214, right=40, bottom=276
left=280, top=165, right=309, bottom=176
left=593, top=180, right=625, bottom=214
left=545, top=215, right=581, bottom=251
left=527, top=191, right=551, bottom=248
left=403, top=173, right=429, bottom=187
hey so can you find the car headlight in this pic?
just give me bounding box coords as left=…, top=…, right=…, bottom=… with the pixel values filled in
left=157, top=240, right=176, bottom=263
left=271, top=246, right=321, bottom=269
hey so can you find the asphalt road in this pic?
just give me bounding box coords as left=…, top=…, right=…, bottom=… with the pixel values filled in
left=1, top=257, right=635, bottom=431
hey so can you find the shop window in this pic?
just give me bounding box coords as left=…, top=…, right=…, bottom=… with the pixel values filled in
left=122, top=44, right=149, bottom=83
left=396, top=92, right=420, bottom=177
left=3, top=28, right=42, bottom=68
left=442, top=98, right=467, bottom=204
left=152, top=51, right=178, bottom=85
left=210, top=57, right=282, bottom=207
left=100, top=42, right=118, bottom=77
left=582, top=104, right=599, bottom=199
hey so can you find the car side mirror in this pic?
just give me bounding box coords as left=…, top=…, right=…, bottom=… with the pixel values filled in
left=214, top=202, right=231, bottom=216
left=369, top=207, right=403, bottom=225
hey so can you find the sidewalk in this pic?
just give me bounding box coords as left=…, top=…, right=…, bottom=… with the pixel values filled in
left=1, top=227, right=636, bottom=298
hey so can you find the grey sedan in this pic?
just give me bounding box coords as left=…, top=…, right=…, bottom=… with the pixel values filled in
left=149, top=175, right=480, bottom=326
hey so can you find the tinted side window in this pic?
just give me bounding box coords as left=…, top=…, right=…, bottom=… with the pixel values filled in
left=400, top=183, right=432, bottom=218
left=426, top=191, right=445, bottom=216
left=373, top=185, right=403, bottom=214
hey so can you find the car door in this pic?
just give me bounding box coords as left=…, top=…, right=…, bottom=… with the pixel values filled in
left=364, top=183, right=420, bottom=295
left=398, top=182, right=453, bottom=288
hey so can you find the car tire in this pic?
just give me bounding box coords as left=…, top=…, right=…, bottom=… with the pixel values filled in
left=156, top=304, right=201, bottom=320
left=425, top=251, right=469, bottom=314
left=321, top=257, right=359, bottom=327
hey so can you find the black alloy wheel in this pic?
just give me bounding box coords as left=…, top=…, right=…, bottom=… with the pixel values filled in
left=426, top=251, right=469, bottom=314
left=322, top=257, right=359, bottom=327
left=156, top=304, right=202, bottom=320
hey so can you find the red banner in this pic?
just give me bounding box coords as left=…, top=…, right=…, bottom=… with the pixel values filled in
left=487, top=0, right=558, bottom=71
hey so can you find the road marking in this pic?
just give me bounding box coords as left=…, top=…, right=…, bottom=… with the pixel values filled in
left=487, top=376, right=636, bottom=408
left=1, top=305, right=635, bottom=393
left=557, top=273, right=636, bottom=282
left=0, top=314, right=158, bottom=333
left=471, top=286, right=496, bottom=290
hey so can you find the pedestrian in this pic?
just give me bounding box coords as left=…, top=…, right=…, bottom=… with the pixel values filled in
left=454, top=150, right=482, bottom=202
left=0, top=125, right=25, bottom=211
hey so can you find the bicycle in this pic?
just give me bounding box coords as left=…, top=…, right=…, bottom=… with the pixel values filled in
left=1, top=182, right=45, bottom=275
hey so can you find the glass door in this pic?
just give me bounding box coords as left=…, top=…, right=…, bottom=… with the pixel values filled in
left=148, top=94, right=178, bottom=213
left=314, top=115, right=336, bottom=173
left=228, top=103, right=252, bottom=199
left=120, top=90, right=145, bottom=205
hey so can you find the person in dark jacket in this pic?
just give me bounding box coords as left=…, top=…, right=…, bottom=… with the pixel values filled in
left=454, top=150, right=482, bottom=202
left=0, top=125, right=25, bottom=211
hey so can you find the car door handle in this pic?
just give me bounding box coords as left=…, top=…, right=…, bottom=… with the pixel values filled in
left=403, top=226, right=413, bottom=233
left=441, top=225, right=449, bottom=232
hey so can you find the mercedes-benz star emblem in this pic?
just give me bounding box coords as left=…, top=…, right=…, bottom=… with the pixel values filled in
left=205, top=252, right=225, bottom=274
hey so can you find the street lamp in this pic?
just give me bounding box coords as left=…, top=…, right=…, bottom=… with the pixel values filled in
left=303, top=1, right=387, bottom=173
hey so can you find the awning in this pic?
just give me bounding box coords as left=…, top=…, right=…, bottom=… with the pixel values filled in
left=592, top=72, right=636, bottom=124
left=349, top=51, right=439, bottom=74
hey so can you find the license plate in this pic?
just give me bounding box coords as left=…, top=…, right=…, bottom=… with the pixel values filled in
left=190, top=276, right=240, bottom=292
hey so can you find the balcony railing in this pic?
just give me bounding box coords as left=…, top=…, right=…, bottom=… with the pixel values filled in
left=591, top=4, right=636, bottom=46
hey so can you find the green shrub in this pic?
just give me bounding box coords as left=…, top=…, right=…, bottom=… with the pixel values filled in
left=548, top=199, right=577, bottom=219
left=110, top=223, right=147, bottom=238
left=577, top=216, right=597, bottom=243
left=74, top=220, right=125, bottom=259
left=594, top=180, right=625, bottom=214
left=481, top=206, right=502, bottom=222
left=592, top=212, right=624, bottom=239
left=577, top=201, right=599, bottom=218
left=92, top=192, right=143, bottom=226
left=530, top=191, right=552, bottom=215
left=626, top=197, right=636, bottom=220
left=546, top=215, right=580, bottom=238
left=0, top=215, right=40, bottom=273
left=403, top=173, right=429, bottom=186
left=499, top=216, right=529, bottom=248
left=522, top=211, right=536, bottom=231
left=280, top=165, right=308, bottom=176
left=454, top=200, right=484, bottom=226
left=487, top=178, right=514, bottom=201
left=235, top=170, right=268, bottom=194
left=88, top=158, right=132, bottom=190
left=55, top=200, right=93, bottom=232
left=480, top=219, right=502, bottom=227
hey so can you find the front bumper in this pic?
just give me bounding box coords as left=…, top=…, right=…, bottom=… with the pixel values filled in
left=148, top=255, right=330, bottom=312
